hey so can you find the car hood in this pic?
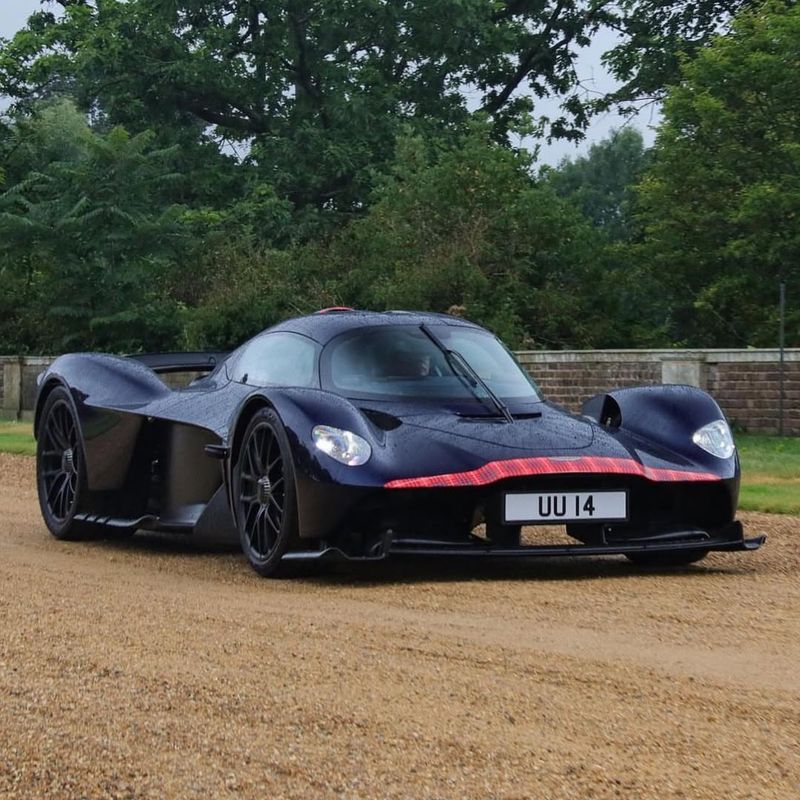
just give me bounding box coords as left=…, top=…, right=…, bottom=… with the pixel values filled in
left=364, top=401, right=594, bottom=454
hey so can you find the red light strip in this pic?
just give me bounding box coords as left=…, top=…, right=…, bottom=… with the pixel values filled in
left=384, top=456, right=721, bottom=489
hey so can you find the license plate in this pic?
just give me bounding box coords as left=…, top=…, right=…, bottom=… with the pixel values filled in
left=504, top=491, right=628, bottom=524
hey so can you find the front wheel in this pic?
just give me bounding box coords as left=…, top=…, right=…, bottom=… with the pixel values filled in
left=36, top=387, right=90, bottom=540
left=625, top=550, right=709, bottom=568
left=234, top=408, right=298, bottom=577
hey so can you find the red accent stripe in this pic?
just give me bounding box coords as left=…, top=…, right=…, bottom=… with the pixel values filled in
left=384, top=456, right=720, bottom=489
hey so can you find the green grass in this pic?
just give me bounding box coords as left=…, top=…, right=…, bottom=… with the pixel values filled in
left=1, top=422, right=797, bottom=513
left=0, top=421, right=36, bottom=456
left=736, top=434, right=800, bottom=514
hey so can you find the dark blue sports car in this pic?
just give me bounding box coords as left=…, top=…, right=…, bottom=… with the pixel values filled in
left=34, top=309, right=764, bottom=576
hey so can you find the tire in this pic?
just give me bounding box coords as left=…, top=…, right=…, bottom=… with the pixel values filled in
left=625, top=549, right=709, bottom=568
left=233, top=407, right=298, bottom=577
left=36, top=386, right=91, bottom=540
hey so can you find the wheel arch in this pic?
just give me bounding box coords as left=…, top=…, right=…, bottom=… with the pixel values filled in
left=34, top=376, right=70, bottom=439
left=229, top=394, right=278, bottom=470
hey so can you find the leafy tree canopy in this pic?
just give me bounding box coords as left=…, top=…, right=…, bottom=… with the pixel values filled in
left=543, top=127, right=649, bottom=241
left=0, top=99, right=189, bottom=352
left=635, top=0, right=800, bottom=347
left=1, top=1, right=795, bottom=356
left=185, top=126, right=621, bottom=350
left=0, top=0, right=756, bottom=219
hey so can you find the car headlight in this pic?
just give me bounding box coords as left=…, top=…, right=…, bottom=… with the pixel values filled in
left=312, top=425, right=371, bottom=466
left=692, top=420, right=735, bottom=459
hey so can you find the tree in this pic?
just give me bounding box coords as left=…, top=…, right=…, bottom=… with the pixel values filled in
left=543, top=128, right=649, bottom=241
left=186, top=127, right=617, bottom=350
left=0, top=100, right=188, bottom=352
left=635, top=0, right=800, bottom=347
left=0, top=0, right=760, bottom=221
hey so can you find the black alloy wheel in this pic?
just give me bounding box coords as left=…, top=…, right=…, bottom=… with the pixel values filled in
left=235, top=408, right=298, bottom=576
left=36, top=387, right=89, bottom=539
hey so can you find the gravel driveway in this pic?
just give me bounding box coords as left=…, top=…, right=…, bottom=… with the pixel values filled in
left=1, top=452, right=798, bottom=799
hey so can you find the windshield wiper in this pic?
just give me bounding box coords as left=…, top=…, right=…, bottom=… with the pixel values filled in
left=419, top=324, right=514, bottom=423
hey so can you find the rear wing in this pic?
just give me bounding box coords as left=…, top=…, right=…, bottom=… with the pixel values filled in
left=127, top=351, right=229, bottom=375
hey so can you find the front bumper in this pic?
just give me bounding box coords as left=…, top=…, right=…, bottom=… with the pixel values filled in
left=283, top=521, right=764, bottom=562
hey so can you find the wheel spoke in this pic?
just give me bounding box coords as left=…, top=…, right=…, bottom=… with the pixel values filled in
left=267, top=455, right=281, bottom=475
left=56, top=407, right=72, bottom=450
left=261, top=506, right=277, bottom=555
left=47, top=472, right=66, bottom=505
left=61, top=484, right=72, bottom=518
left=250, top=434, right=263, bottom=475
left=265, top=435, right=276, bottom=472
left=267, top=502, right=281, bottom=531
left=49, top=419, right=68, bottom=451
left=245, top=440, right=255, bottom=477
left=54, top=477, right=69, bottom=518
left=244, top=505, right=257, bottom=549
left=257, top=506, right=270, bottom=554
left=254, top=428, right=266, bottom=472
left=43, top=426, right=59, bottom=453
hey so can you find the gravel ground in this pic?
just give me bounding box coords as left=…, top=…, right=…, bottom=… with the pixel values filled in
left=0, top=452, right=798, bottom=800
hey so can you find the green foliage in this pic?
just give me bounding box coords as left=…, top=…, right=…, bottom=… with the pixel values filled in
left=543, top=128, right=650, bottom=242
left=186, top=128, right=616, bottom=349
left=599, top=0, right=757, bottom=113
left=0, top=100, right=188, bottom=352
left=0, top=1, right=758, bottom=219
left=634, top=1, right=800, bottom=347
left=180, top=245, right=308, bottom=350
left=0, top=2, right=795, bottom=356
left=323, top=130, right=609, bottom=348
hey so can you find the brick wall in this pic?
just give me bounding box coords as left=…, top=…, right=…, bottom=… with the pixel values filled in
left=2, top=350, right=799, bottom=435
left=708, top=360, right=800, bottom=435
left=517, top=349, right=800, bottom=435
left=518, top=353, right=661, bottom=411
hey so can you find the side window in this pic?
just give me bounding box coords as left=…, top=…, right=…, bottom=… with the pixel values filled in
left=231, top=333, right=319, bottom=388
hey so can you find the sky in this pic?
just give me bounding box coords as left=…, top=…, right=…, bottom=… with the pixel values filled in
left=0, top=0, right=658, bottom=166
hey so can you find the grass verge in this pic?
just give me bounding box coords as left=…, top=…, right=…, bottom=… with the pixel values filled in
left=0, top=421, right=36, bottom=456
left=736, top=434, right=800, bottom=515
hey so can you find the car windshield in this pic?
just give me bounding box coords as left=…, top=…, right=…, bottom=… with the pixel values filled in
left=322, top=324, right=541, bottom=403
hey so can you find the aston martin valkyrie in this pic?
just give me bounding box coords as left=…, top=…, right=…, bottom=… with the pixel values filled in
left=34, top=309, right=764, bottom=576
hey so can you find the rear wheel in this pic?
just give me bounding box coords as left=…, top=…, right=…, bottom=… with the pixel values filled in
left=625, top=550, right=709, bottom=567
left=36, top=387, right=90, bottom=540
left=234, top=408, right=298, bottom=577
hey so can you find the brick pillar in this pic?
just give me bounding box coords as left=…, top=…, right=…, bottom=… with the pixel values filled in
left=661, top=355, right=707, bottom=389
